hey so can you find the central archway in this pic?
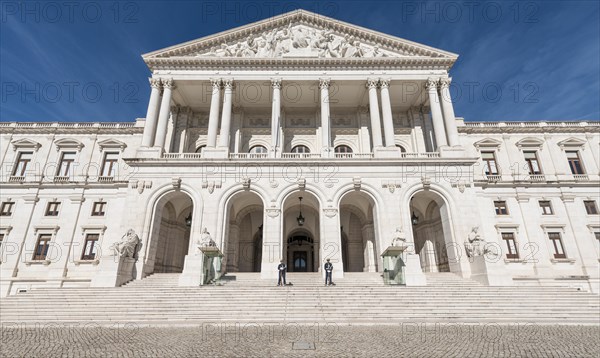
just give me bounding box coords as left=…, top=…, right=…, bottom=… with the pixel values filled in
left=282, top=192, right=320, bottom=273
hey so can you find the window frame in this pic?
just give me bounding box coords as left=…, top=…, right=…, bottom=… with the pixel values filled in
left=0, top=201, right=15, bottom=217
left=32, top=234, right=52, bottom=261
left=248, top=145, right=268, bottom=154
left=566, top=150, right=585, bottom=175
left=45, top=201, right=61, bottom=217
left=481, top=151, right=499, bottom=175
left=91, top=201, right=107, bottom=217
left=100, top=151, right=120, bottom=178
left=539, top=200, right=554, bottom=215
left=12, top=151, right=33, bottom=177
left=501, top=232, right=519, bottom=259
left=291, top=145, right=310, bottom=154
left=494, top=200, right=509, bottom=215
left=56, top=151, right=77, bottom=178
left=81, top=233, right=100, bottom=261
left=548, top=232, right=566, bottom=259
left=523, top=151, right=542, bottom=175
left=584, top=200, right=598, bottom=215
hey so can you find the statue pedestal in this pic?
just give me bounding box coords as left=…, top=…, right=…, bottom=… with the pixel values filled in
left=403, top=253, right=427, bottom=286
left=202, top=148, right=228, bottom=159
left=90, top=256, right=137, bottom=287
left=469, top=256, right=512, bottom=286
left=178, top=247, right=223, bottom=287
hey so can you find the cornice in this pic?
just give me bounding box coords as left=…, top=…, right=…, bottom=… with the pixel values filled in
left=0, top=122, right=144, bottom=135
left=459, top=121, right=600, bottom=134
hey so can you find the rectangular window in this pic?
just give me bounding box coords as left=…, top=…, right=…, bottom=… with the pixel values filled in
left=502, top=233, right=519, bottom=259
left=524, top=151, right=542, bottom=174
left=33, top=234, right=51, bottom=260
left=81, top=234, right=99, bottom=260
left=12, top=151, right=33, bottom=177
left=548, top=232, right=566, bottom=259
left=91, top=202, right=106, bottom=216
left=45, top=202, right=60, bottom=216
left=595, top=232, right=600, bottom=256
left=0, top=202, right=14, bottom=216
left=566, top=151, right=585, bottom=174
left=56, top=152, right=76, bottom=177
left=0, top=233, right=4, bottom=250
left=584, top=200, right=598, bottom=215
left=481, top=151, right=499, bottom=175
left=539, top=201, right=553, bottom=215
left=494, top=201, right=509, bottom=215
left=100, top=152, right=119, bottom=177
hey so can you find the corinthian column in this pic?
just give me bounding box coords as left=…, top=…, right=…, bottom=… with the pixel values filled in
left=367, top=79, right=383, bottom=148
left=154, top=78, right=175, bottom=149
left=206, top=79, right=222, bottom=148
left=425, top=78, right=447, bottom=149
left=271, top=79, right=282, bottom=156
left=218, top=79, right=234, bottom=148
left=379, top=79, right=395, bottom=147
left=141, top=78, right=162, bottom=147
left=319, top=79, right=331, bottom=153
left=439, top=78, right=459, bottom=146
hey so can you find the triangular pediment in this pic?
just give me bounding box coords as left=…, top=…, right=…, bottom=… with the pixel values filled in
left=557, top=137, right=586, bottom=148
left=98, top=139, right=127, bottom=151
left=515, top=137, right=544, bottom=148
left=473, top=138, right=502, bottom=149
left=11, top=138, right=41, bottom=151
left=54, top=138, right=84, bottom=151
left=143, top=10, right=457, bottom=67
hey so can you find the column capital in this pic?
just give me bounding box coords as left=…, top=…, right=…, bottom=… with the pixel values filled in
left=162, top=78, right=175, bottom=90
left=379, top=79, right=391, bottom=88
left=319, top=78, right=331, bottom=89
left=425, top=77, right=439, bottom=91
left=223, top=79, right=234, bottom=89
left=439, top=77, right=452, bottom=89
left=271, top=78, right=282, bottom=89
left=149, top=78, right=162, bottom=89
left=366, top=78, right=379, bottom=89
left=210, top=78, right=222, bottom=88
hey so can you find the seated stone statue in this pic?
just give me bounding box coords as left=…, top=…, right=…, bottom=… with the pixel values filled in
left=391, top=227, right=407, bottom=247
left=110, top=229, right=140, bottom=258
left=197, top=227, right=216, bottom=249
left=464, top=226, right=485, bottom=257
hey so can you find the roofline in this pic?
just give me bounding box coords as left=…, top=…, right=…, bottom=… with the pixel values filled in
left=142, top=9, right=459, bottom=61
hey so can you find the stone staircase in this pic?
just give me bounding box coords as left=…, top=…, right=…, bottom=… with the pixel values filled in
left=1, top=272, right=598, bottom=326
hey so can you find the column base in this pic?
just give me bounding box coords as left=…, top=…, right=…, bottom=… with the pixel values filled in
left=136, top=147, right=162, bottom=159
left=373, top=146, right=401, bottom=158
left=202, top=148, right=229, bottom=159
left=438, top=145, right=466, bottom=158
left=90, top=256, right=137, bottom=287
left=404, top=253, right=427, bottom=286
left=468, top=256, right=513, bottom=286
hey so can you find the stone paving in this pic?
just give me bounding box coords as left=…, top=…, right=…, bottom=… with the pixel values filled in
left=1, top=323, right=599, bottom=357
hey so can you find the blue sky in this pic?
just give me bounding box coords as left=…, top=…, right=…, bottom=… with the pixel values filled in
left=1, top=0, right=599, bottom=122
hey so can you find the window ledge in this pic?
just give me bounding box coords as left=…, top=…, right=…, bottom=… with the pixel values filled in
left=504, top=259, right=526, bottom=264
left=550, top=258, right=576, bottom=264
left=25, top=260, right=51, bottom=266
left=74, top=259, right=99, bottom=266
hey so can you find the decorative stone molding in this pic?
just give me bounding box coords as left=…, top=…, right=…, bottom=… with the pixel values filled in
left=473, top=138, right=502, bottom=149
left=242, top=177, right=251, bottom=190
left=353, top=176, right=361, bottom=190
left=54, top=138, right=84, bottom=152
left=97, top=139, right=127, bottom=152
left=516, top=194, right=530, bottom=203
left=451, top=181, right=467, bottom=193
left=560, top=193, right=576, bottom=203
left=131, top=180, right=152, bottom=194
left=270, top=180, right=279, bottom=188
left=162, top=78, right=175, bottom=89
left=271, top=78, right=282, bottom=89
left=557, top=137, right=587, bottom=149
left=366, top=78, right=379, bottom=89
left=323, top=208, right=338, bottom=218
left=381, top=180, right=401, bottom=193
left=515, top=137, right=545, bottom=149
left=222, top=79, right=234, bottom=89
left=33, top=225, right=60, bottom=234
left=202, top=180, right=222, bottom=194
left=149, top=78, right=162, bottom=89
left=421, top=176, right=431, bottom=190
left=11, top=138, right=42, bottom=152
left=266, top=208, right=280, bottom=218
left=319, top=78, right=330, bottom=89
left=439, top=77, right=452, bottom=89
left=210, top=78, right=222, bottom=88
left=297, top=178, right=306, bottom=190
left=172, top=177, right=182, bottom=190
left=379, top=79, right=390, bottom=88
left=425, top=77, right=439, bottom=90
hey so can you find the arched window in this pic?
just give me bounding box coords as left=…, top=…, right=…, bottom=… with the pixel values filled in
left=291, top=145, right=310, bottom=154
left=249, top=145, right=268, bottom=154
left=334, top=145, right=353, bottom=158
left=195, top=145, right=206, bottom=153
left=396, top=145, right=407, bottom=153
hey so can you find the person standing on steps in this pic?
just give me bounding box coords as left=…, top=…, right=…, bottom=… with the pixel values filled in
left=277, top=259, right=287, bottom=286
left=324, top=258, right=333, bottom=286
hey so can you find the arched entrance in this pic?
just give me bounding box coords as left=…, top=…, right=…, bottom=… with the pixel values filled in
left=146, top=191, right=193, bottom=274
left=223, top=191, right=264, bottom=273
left=409, top=191, right=456, bottom=273
left=282, top=192, right=320, bottom=273
left=339, top=191, right=379, bottom=272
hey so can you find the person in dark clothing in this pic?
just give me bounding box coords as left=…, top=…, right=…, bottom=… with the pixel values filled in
left=324, top=258, right=333, bottom=286
left=277, top=259, right=287, bottom=286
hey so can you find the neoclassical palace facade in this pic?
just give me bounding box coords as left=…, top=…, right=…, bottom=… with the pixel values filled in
left=1, top=10, right=599, bottom=296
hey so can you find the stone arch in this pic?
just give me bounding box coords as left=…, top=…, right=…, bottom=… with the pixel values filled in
left=282, top=190, right=321, bottom=273
left=339, top=190, right=379, bottom=272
